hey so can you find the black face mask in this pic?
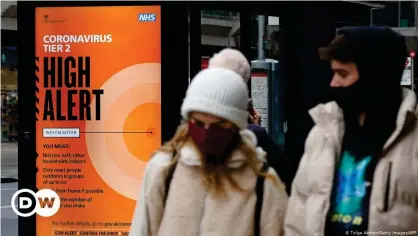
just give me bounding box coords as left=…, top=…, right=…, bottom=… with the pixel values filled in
left=329, top=79, right=370, bottom=123
left=330, top=77, right=400, bottom=157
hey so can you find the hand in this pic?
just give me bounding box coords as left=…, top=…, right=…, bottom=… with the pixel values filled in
left=249, top=109, right=261, bottom=125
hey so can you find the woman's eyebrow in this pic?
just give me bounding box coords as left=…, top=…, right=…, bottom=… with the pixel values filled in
left=211, top=120, right=227, bottom=125
left=192, top=117, right=225, bottom=125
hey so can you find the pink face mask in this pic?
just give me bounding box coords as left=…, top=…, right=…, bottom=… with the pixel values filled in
left=188, top=121, right=239, bottom=158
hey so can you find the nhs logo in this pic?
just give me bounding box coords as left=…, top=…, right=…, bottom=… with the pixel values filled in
left=138, top=13, right=156, bottom=22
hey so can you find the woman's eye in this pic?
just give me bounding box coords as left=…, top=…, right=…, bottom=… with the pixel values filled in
left=195, top=120, right=205, bottom=127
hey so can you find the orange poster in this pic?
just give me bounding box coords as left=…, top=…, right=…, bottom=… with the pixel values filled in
left=35, top=6, right=161, bottom=235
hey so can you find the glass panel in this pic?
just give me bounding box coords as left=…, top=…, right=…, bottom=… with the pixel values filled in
left=201, top=10, right=239, bottom=20
left=400, top=1, right=415, bottom=27
left=372, top=1, right=416, bottom=28
left=200, top=8, right=240, bottom=69
left=372, top=2, right=399, bottom=27
left=250, top=15, right=281, bottom=60
left=1, top=47, right=18, bottom=142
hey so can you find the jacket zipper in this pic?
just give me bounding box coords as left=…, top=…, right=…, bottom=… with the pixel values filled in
left=319, top=136, right=342, bottom=236
left=383, top=161, right=392, bottom=212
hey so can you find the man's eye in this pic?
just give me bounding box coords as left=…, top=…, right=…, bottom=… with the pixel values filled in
left=338, top=72, right=348, bottom=79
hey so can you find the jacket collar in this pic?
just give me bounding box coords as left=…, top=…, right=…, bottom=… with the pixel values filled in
left=309, top=88, right=417, bottom=151
left=308, top=100, right=345, bottom=155
left=179, top=129, right=267, bottom=168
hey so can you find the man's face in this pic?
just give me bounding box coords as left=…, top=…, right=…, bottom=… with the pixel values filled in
left=330, top=60, right=360, bottom=87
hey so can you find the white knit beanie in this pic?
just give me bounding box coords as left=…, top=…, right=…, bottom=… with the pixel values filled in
left=181, top=67, right=249, bottom=129
left=208, top=48, right=251, bottom=83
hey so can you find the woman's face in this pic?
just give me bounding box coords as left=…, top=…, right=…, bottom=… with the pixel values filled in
left=189, top=112, right=234, bottom=129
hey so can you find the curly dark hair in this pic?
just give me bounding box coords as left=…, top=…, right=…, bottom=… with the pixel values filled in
left=318, top=34, right=355, bottom=63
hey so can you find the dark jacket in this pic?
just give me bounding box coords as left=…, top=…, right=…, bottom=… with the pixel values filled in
left=247, top=124, right=291, bottom=194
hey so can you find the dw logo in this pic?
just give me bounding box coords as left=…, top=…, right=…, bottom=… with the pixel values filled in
left=138, top=13, right=156, bottom=22
left=11, top=189, right=60, bottom=217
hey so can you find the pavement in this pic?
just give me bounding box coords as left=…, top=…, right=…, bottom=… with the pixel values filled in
left=1, top=181, right=18, bottom=235
left=1, top=142, right=18, bottom=180
left=1, top=142, right=18, bottom=235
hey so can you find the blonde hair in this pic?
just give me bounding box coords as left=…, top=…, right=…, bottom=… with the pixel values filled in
left=158, top=123, right=282, bottom=197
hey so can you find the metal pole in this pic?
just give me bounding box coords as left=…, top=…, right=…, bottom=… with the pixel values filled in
left=412, top=58, right=415, bottom=91
left=188, top=4, right=190, bottom=83
left=370, top=8, right=382, bottom=26
left=415, top=1, right=418, bottom=27
left=398, top=1, right=401, bottom=27
left=258, top=15, right=265, bottom=60
left=370, top=8, right=374, bottom=26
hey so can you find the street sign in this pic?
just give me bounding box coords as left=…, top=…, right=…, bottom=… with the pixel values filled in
left=401, top=57, right=413, bottom=86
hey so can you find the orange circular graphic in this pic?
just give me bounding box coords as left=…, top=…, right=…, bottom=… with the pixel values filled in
left=103, top=83, right=160, bottom=179
left=123, top=103, right=161, bottom=162
left=85, top=63, right=161, bottom=200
